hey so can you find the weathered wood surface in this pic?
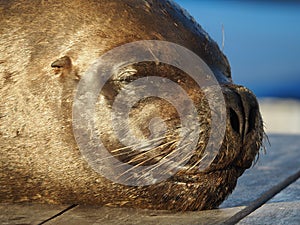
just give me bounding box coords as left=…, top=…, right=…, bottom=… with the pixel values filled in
left=270, top=178, right=300, bottom=203
left=0, top=203, right=68, bottom=225
left=238, top=202, right=300, bottom=225
left=46, top=205, right=244, bottom=225
left=0, top=134, right=299, bottom=225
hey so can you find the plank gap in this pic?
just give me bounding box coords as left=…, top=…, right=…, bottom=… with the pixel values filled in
left=38, top=204, right=78, bottom=225
left=219, top=169, right=300, bottom=225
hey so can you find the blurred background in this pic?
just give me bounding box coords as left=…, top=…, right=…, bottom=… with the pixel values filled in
left=176, top=0, right=300, bottom=134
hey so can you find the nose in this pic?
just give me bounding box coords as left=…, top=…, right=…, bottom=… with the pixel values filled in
left=222, top=85, right=263, bottom=169
left=224, top=85, right=261, bottom=141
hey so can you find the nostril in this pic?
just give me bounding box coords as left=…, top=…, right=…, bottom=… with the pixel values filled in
left=230, top=108, right=240, bottom=134
left=247, top=107, right=257, bottom=134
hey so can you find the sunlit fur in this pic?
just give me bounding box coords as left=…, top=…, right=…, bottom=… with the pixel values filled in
left=0, top=0, right=264, bottom=210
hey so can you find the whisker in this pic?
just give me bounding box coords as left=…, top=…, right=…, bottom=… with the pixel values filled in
left=136, top=142, right=192, bottom=181
left=110, top=130, right=199, bottom=181
left=126, top=140, right=176, bottom=163
left=117, top=140, right=190, bottom=182
left=88, top=135, right=176, bottom=162
left=110, top=134, right=173, bottom=153
left=116, top=148, right=170, bottom=181
left=186, top=153, right=207, bottom=172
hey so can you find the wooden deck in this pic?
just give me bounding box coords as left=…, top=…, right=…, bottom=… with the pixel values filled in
left=1, top=134, right=299, bottom=225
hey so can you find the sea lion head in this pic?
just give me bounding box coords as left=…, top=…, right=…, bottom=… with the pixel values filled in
left=0, top=0, right=264, bottom=210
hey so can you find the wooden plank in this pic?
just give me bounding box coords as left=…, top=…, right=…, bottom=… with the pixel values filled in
left=237, top=201, right=300, bottom=225
left=218, top=170, right=300, bottom=225
left=221, top=134, right=300, bottom=208
left=270, top=179, right=300, bottom=203
left=0, top=203, right=69, bottom=225
left=46, top=205, right=244, bottom=225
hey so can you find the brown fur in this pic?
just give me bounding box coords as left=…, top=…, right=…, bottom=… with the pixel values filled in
left=0, top=0, right=264, bottom=210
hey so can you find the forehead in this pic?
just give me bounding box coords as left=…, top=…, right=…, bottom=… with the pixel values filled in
left=1, top=0, right=231, bottom=84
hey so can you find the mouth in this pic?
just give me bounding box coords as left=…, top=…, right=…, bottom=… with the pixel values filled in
left=140, top=160, right=248, bottom=211
left=130, top=140, right=260, bottom=211
left=170, top=158, right=248, bottom=185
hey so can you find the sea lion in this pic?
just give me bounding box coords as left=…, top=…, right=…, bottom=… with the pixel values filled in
left=0, top=0, right=264, bottom=211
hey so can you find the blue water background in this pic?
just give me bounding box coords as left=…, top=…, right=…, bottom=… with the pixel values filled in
left=176, top=0, right=300, bottom=99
